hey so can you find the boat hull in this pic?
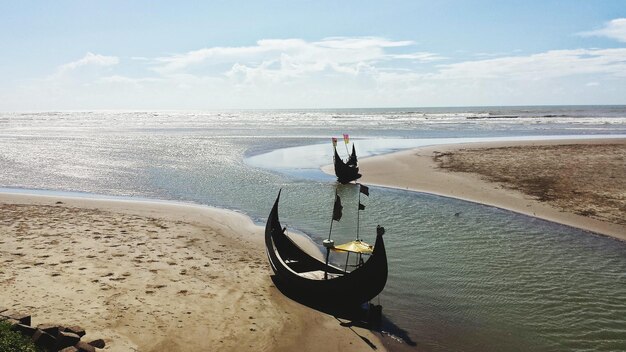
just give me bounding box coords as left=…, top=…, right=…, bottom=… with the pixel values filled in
left=265, top=191, right=387, bottom=307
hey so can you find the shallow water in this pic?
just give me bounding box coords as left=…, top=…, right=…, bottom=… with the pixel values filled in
left=1, top=107, right=625, bottom=351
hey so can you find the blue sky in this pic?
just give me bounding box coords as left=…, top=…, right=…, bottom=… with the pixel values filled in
left=1, top=1, right=625, bottom=110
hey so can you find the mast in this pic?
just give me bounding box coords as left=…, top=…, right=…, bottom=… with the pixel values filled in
left=357, top=184, right=369, bottom=267
left=324, top=189, right=342, bottom=279
left=356, top=189, right=361, bottom=240
left=331, top=137, right=338, bottom=164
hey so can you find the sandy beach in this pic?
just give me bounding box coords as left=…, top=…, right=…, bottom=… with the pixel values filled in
left=0, top=193, right=386, bottom=352
left=351, top=138, right=625, bottom=241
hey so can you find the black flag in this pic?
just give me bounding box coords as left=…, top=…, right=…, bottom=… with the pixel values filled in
left=359, top=202, right=365, bottom=210
left=332, top=195, right=343, bottom=221
left=360, top=184, right=369, bottom=196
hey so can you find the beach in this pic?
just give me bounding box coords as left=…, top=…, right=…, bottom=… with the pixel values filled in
left=0, top=192, right=386, bottom=352
left=356, top=138, right=626, bottom=241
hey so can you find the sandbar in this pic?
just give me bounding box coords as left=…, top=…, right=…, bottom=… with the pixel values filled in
left=326, top=138, right=625, bottom=241
left=0, top=192, right=386, bottom=351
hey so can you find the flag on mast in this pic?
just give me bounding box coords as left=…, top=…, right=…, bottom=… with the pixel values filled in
left=360, top=184, right=369, bottom=196
left=332, top=195, right=343, bottom=221
left=359, top=203, right=365, bottom=210
left=343, top=133, right=350, bottom=144
left=331, top=137, right=337, bottom=147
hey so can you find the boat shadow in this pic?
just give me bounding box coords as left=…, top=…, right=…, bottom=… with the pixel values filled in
left=271, top=275, right=417, bottom=349
left=270, top=275, right=364, bottom=315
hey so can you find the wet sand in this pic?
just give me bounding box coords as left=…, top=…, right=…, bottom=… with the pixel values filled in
left=0, top=193, right=386, bottom=351
left=344, top=138, right=625, bottom=241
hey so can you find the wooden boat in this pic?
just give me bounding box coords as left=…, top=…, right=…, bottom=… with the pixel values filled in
left=347, top=144, right=358, bottom=167
left=333, top=146, right=361, bottom=184
left=265, top=190, right=387, bottom=307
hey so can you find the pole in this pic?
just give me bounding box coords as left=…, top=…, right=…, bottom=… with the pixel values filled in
left=324, top=214, right=334, bottom=279
left=324, top=189, right=337, bottom=280
left=356, top=189, right=361, bottom=240
left=324, top=241, right=331, bottom=280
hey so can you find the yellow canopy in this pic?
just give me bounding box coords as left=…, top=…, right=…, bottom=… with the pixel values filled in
left=332, top=240, right=373, bottom=254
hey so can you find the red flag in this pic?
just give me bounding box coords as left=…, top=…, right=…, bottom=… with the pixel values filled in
left=343, top=133, right=350, bottom=144
left=331, top=137, right=337, bottom=147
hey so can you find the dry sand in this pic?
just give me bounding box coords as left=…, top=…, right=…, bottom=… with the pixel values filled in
left=0, top=193, right=386, bottom=352
left=339, top=138, right=625, bottom=241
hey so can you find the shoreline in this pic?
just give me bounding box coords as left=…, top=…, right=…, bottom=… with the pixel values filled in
left=324, top=138, right=625, bottom=242
left=0, top=192, right=387, bottom=351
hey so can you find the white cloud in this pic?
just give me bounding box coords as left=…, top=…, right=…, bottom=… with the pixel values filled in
left=98, top=75, right=163, bottom=85
left=314, top=37, right=413, bottom=49
left=431, top=48, right=626, bottom=80
left=579, top=18, right=626, bottom=42
left=388, top=52, right=446, bottom=62
left=4, top=36, right=626, bottom=110
left=152, top=37, right=431, bottom=76
left=57, top=52, right=119, bottom=73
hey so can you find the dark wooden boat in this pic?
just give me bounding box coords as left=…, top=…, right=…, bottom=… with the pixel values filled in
left=265, top=190, right=387, bottom=307
left=347, top=144, right=358, bottom=167
left=333, top=146, right=361, bottom=184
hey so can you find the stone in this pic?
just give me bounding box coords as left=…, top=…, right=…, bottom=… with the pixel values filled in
left=57, top=331, right=81, bottom=349
left=32, top=329, right=57, bottom=351
left=10, top=323, right=37, bottom=337
left=88, top=338, right=106, bottom=348
left=59, top=347, right=79, bottom=352
left=65, top=325, right=86, bottom=337
left=37, top=323, right=62, bottom=336
left=75, top=341, right=96, bottom=352
left=0, top=310, right=31, bottom=325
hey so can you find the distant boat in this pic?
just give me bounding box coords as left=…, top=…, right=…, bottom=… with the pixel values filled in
left=265, top=190, right=388, bottom=307
left=332, top=136, right=361, bottom=183
left=346, top=144, right=358, bottom=167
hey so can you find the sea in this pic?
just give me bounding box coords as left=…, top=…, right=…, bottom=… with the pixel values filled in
left=1, top=105, right=625, bottom=352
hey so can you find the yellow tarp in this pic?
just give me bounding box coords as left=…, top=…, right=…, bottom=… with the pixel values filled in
left=332, top=240, right=373, bottom=254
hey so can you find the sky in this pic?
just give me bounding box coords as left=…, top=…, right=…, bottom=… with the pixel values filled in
left=1, top=1, right=625, bottom=110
